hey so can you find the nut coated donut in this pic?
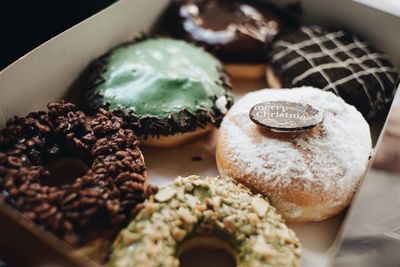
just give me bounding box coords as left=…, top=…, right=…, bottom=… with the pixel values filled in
left=111, top=175, right=300, bottom=267
left=0, top=101, right=148, bottom=245
left=216, top=87, right=372, bottom=222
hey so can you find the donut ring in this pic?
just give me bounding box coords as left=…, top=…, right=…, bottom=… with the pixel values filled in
left=216, top=87, right=372, bottom=222
left=0, top=101, right=148, bottom=245
left=111, top=176, right=300, bottom=267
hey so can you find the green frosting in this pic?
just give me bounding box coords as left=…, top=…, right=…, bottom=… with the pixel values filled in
left=92, top=38, right=229, bottom=118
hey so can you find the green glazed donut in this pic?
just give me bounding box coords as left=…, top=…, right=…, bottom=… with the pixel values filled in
left=110, top=176, right=301, bottom=267
left=87, top=38, right=233, bottom=139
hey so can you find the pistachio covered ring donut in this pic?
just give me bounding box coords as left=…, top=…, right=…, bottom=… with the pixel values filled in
left=111, top=176, right=300, bottom=267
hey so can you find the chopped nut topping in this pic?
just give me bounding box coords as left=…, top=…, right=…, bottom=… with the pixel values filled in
left=111, top=176, right=300, bottom=267
left=252, top=197, right=269, bottom=217
left=177, top=207, right=197, bottom=224
left=155, top=187, right=176, bottom=202
left=254, top=236, right=276, bottom=259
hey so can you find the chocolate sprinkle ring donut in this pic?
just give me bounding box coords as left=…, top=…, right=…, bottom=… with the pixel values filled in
left=0, top=101, right=149, bottom=245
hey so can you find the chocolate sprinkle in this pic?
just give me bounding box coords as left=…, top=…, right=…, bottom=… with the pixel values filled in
left=0, top=101, right=150, bottom=246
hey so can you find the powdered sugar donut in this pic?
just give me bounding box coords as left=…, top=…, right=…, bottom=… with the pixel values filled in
left=216, top=87, right=372, bottom=222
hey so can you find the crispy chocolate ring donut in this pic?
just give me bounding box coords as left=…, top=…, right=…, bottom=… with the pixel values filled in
left=0, top=101, right=148, bottom=245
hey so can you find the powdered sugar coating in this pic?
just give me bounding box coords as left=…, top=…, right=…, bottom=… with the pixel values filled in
left=218, top=87, right=372, bottom=221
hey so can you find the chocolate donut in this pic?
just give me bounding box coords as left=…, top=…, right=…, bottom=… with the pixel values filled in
left=0, top=101, right=148, bottom=245
left=173, top=0, right=286, bottom=63
left=267, top=25, right=398, bottom=119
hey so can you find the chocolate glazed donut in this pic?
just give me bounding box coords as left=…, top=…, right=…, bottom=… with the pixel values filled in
left=170, top=0, right=298, bottom=63
left=0, top=101, right=150, bottom=246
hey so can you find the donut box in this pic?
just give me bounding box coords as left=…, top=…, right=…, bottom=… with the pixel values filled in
left=0, top=0, right=399, bottom=267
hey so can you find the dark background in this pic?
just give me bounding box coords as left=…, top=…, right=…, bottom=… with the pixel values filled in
left=0, top=0, right=117, bottom=70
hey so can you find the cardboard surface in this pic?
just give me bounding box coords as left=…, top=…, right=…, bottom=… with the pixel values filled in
left=0, top=204, right=100, bottom=267
left=0, top=0, right=399, bottom=266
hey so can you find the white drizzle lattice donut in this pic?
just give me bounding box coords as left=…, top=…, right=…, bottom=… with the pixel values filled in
left=267, top=25, right=398, bottom=120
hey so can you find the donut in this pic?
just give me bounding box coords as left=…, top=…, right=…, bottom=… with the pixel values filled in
left=216, top=87, right=372, bottom=222
left=110, top=175, right=301, bottom=267
left=170, top=0, right=294, bottom=80
left=267, top=25, right=398, bottom=119
left=0, top=101, right=148, bottom=246
left=86, top=38, right=233, bottom=147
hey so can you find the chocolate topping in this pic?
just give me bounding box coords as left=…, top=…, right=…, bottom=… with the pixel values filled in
left=0, top=101, right=150, bottom=246
left=249, top=100, right=324, bottom=132
left=268, top=25, right=398, bottom=120
left=175, top=0, right=285, bottom=62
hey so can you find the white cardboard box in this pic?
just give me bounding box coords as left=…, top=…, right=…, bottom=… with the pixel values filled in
left=0, top=0, right=399, bottom=266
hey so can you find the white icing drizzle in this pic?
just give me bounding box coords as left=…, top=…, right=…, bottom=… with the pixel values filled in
left=221, top=87, right=372, bottom=194
left=271, top=30, right=346, bottom=61
left=291, top=53, right=386, bottom=84
left=324, top=34, right=386, bottom=102
left=276, top=38, right=339, bottom=94
left=281, top=43, right=360, bottom=71
left=270, top=26, right=398, bottom=118
left=322, top=67, right=396, bottom=92
left=301, top=27, right=373, bottom=105
left=353, top=38, right=396, bottom=103
left=353, top=38, right=395, bottom=84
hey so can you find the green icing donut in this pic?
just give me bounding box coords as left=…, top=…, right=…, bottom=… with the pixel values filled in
left=87, top=38, right=233, bottom=136
left=110, top=176, right=301, bottom=267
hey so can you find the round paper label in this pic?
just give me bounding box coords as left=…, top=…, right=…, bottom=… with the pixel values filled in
left=249, top=101, right=323, bottom=132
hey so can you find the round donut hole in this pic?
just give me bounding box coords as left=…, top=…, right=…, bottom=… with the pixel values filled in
left=178, top=237, right=237, bottom=267
left=42, top=158, right=89, bottom=187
